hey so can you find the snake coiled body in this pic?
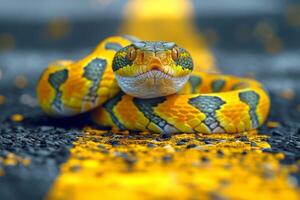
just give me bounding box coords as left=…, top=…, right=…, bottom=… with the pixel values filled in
left=37, top=36, right=270, bottom=134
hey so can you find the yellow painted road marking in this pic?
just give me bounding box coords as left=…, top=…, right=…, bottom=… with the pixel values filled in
left=47, top=0, right=300, bottom=199
left=47, top=129, right=299, bottom=200
left=119, top=0, right=217, bottom=73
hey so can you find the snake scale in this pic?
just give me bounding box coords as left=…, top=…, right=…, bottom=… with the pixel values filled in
left=37, top=36, right=270, bottom=134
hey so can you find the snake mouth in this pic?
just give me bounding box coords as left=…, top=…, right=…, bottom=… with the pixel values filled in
left=115, top=71, right=190, bottom=98
left=135, top=69, right=173, bottom=80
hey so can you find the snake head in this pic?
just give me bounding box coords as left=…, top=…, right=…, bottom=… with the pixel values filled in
left=112, top=41, right=193, bottom=98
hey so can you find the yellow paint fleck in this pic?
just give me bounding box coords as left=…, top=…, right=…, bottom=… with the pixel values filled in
left=285, top=5, right=300, bottom=27
left=281, top=88, right=295, bottom=100
left=0, top=153, right=30, bottom=167
left=22, top=158, right=31, bottom=166
left=15, top=75, right=28, bottom=89
left=254, top=21, right=275, bottom=41
left=10, top=114, right=24, bottom=122
left=45, top=18, right=71, bottom=40
left=4, top=153, right=18, bottom=166
left=0, top=168, right=4, bottom=176
left=267, top=121, right=280, bottom=128
left=254, top=21, right=283, bottom=53
left=0, top=95, right=6, bottom=105
left=0, top=33, right=15, bottom=50
left=265, top=36, right=283, bottom=54
left=297, top=104, right=300, bottom=112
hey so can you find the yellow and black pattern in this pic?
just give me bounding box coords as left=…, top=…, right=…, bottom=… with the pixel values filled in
left=47, top=69, right=68, bottom=112
left=37, top=36, right=270, bottom=134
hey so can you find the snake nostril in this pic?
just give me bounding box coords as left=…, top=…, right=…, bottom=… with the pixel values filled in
left=149, top=57, right=163, bottom=71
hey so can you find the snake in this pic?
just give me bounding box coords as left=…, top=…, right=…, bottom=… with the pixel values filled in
left=37, top=36, right=270, bottom=134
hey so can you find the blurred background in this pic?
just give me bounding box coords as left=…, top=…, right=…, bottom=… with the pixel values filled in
left=0, top=0, right=300, bottom=93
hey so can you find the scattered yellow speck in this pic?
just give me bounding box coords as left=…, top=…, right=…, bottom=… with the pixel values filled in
left=0, top=33, right=15, bottom=50
left=0, top=169, right=4, bottom=176
left=297, top=104, right=300, bottom=112
left=285, top=5, right=300, bottom=27
left=267, top=121, right=280, bottom=128
left=281, top=88, right=295, bottom=100
left=10, top=114, right=24, bottom=122
left=4, top=153, right=18, bottom=166
left=4, top=158, right=17, bottom=166
left=275, top=153, right=285, bottom=160
left=1, top=153, right=30, bottom=168
left=21, top=158, right=31, bottom=166
left=254, top=21, right=283, bottom=54
left=254, top=21, right=274, bottom=41
left=45, top=18, right=71, bottom=40
left=15, top=75, right=28, bottom=89
left=0, top=95, right=5, bottom=105
left=265, top=36, right=283, bottom=54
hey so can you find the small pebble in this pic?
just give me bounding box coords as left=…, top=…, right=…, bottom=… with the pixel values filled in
left=20, top=94, right=38, bottom=107
left=147, top=143, right=156, bottom=148
left=180, top=138, right=190, bottom=143
left=160, top=133, right=171, bottom=139
left=70, top=165, right=81, bottom=173
left=200, top=156, right=210, bottom=163
left=251, top=142, right=257, bottom=147
left=204, top=140, right=213, bottom=145
left=239, top=136, right=249, bottom=142
left=217, top=149, right=224, bottom=157
left=108, top=139, right=120, bottom=146
left=163, top=145, right=175, bottom=153
left=186, top=144, right=197, bottom=149
left=270, top=130, right=284, bottom=136
left=176, top=141, right=186, bottom=146
left=162, top=155, right=173, bottom=162
left=40, top=126, right=52, bottom=131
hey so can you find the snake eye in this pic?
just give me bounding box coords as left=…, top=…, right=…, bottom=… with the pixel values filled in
left=171, top=47, right=180, bottom=61
left=127, top=46, right=137, bottom=61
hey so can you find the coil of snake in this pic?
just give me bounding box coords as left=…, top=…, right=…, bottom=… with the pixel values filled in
left=37, top=36, right=270, bottom=134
